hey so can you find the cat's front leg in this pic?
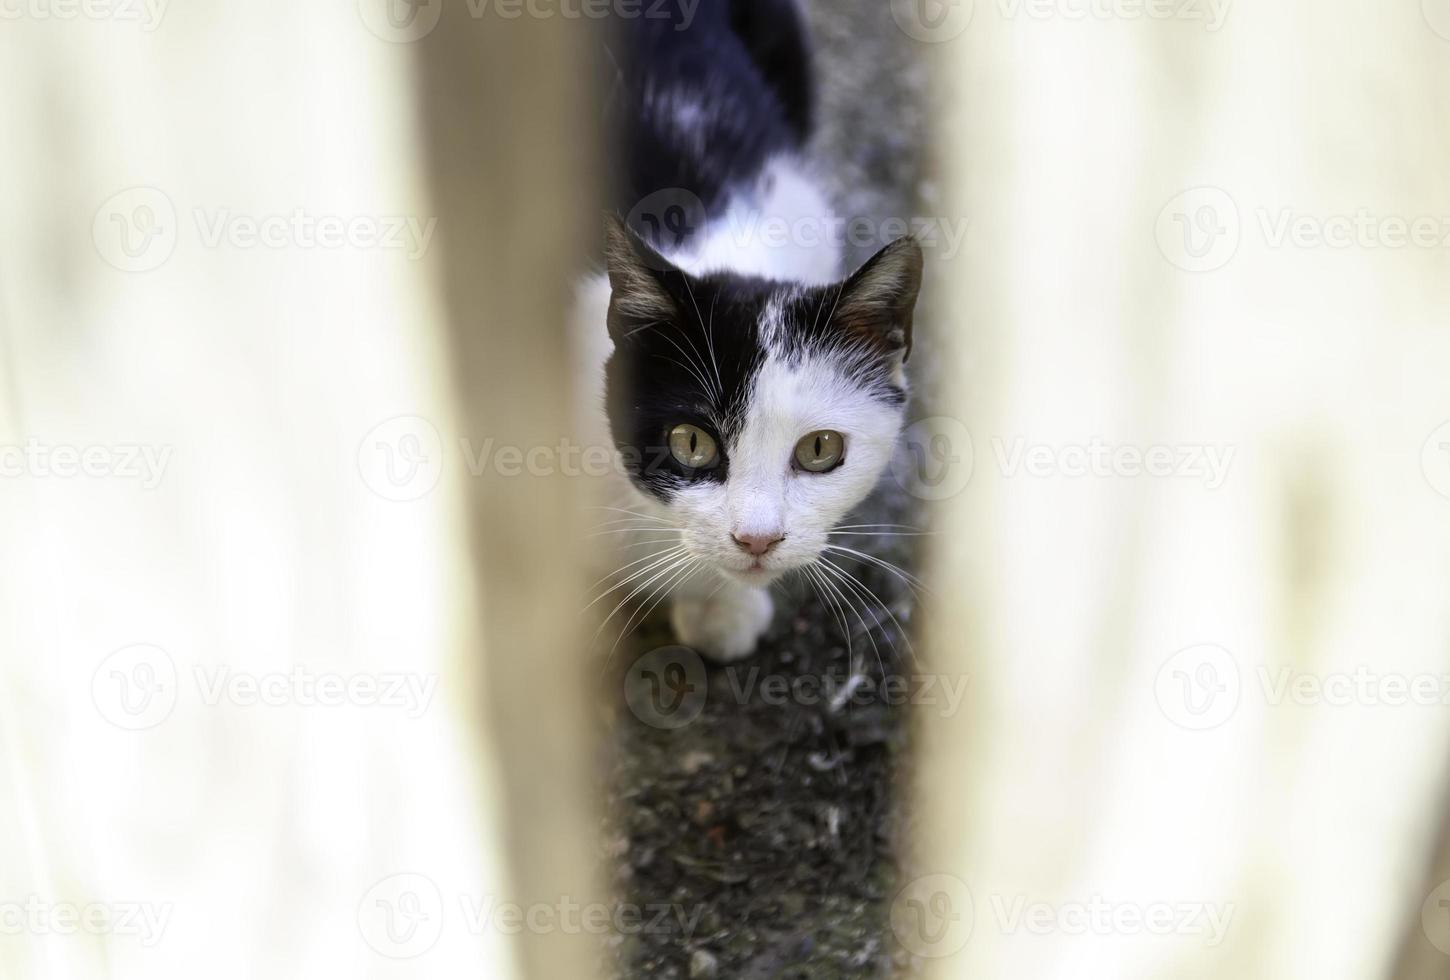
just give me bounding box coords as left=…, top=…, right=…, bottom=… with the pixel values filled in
left=670, top=574, right=774, bottom=663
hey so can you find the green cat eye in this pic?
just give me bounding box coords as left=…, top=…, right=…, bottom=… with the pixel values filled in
left=668, top=423, right=720, bottom=470
left=794, top=430, right=844, bottom=473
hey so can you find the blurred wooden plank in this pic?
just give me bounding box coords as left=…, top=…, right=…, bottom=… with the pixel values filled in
left=411, top=11, right=605, bottom=980
left=915, top=2, right=1450, bottom=977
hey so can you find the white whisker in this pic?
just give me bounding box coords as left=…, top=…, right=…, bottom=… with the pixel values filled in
left=823, top=544, right=931, bottom=597
left=583, top=545, right=687, bottom=609
left=817, top=555, right=919, bottom=667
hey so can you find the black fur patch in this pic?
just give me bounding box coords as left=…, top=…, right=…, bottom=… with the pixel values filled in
left=604, top=263, right=771, bottom=500
left=605, top=0, right=815, bottom=251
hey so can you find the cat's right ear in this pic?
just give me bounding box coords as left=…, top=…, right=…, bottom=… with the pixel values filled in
left=604, top=215, right=678, bottom=345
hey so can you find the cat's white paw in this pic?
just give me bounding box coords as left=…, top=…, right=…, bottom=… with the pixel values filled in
left=670, top=587, right=774, bottom=662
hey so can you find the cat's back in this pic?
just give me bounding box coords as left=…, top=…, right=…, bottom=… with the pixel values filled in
left=606, top=0, right=839, bottom=284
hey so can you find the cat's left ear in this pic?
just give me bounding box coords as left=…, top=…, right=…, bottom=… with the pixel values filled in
left=830, top=236, right=924, bottom=361
left=603, top=214, right=679, bottom=345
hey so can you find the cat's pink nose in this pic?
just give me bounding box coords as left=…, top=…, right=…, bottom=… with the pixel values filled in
left=732, top=531, right=783, bottom=557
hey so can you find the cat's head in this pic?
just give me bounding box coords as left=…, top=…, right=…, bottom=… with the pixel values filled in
left=602, top=217, right=923, bottom=585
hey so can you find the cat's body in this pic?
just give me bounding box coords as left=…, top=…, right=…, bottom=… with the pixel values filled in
left=577, top=0, right=922, bottom=661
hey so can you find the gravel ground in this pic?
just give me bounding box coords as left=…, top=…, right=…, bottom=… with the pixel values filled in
left=601, top=5, right=933, bottom=977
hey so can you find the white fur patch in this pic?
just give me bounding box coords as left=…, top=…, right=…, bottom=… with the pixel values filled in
left=668, top=156, right=843, bottom=286
left=664, top=346, right=904, bottom=587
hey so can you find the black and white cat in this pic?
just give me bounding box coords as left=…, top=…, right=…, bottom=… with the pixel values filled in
left=577, top=0, right=922, bottom=661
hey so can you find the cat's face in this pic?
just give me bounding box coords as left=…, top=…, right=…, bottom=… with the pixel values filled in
left=603, top=220, right=923, bottom=585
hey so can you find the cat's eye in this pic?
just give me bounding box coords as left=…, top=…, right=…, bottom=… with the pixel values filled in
left=794, top=430, right=845, bottom=473
left=668, top=423, right=720, bottom=470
